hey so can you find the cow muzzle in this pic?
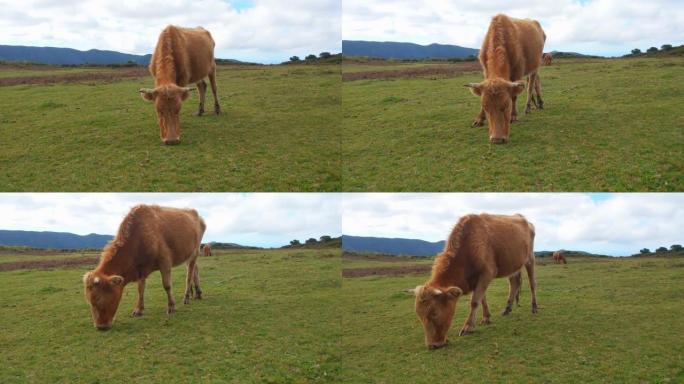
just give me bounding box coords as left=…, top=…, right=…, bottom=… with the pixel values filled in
left=163, top=138, right=180, bottom=145
left=490, top=137, right=508, bottom=144
left=427, top=340, right=447, bottom=350
left=96, top=323, right=112, bottom=331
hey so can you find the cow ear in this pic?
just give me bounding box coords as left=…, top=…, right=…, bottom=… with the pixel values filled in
left=509, top=81, right=525, bottom=96
left=405, top=285, right=422, bottom=296
left=181, top=87, right=194, bottom=101
left=83, top=272, right=92, bottom=284
left=110, top=275, right=124, bottom=286
left=139, top=88, right=156, bottom=102
left=465, top=83, right=483, bottom=96
left=445, top=286, right=463, bottom=300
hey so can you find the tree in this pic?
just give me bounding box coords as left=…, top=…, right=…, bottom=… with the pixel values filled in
left=290, top=239, right=301, bottom=246
left=661, top=44, right=673, bottom=51
left=656, top=246, right=668, bottom=253
left=289, top=56, right=300, bottom=62
left=640, top=248, right=650, bottom=254
left=305, top=54, right=317, bottom=61
left=631, top=48, right=641, bottom=55
left=319, top=52, right=331, bottom=59
left=646, top=46, right=658, bottom=53
left=305, top=238, right=317, bottom=244
left=671, top=244, right=683, bottom=252
left=319, top=235, right=332, bottom=242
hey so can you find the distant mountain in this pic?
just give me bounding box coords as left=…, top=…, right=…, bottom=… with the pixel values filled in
left=342, top=235, right=445, bottom=257
left=549, top=51, right=603, bottom=59
left=343, top=40, right=478, bottom=60
left=0, top=45, right=152, bottom=65
left=0, top=230, right=113, bottom=250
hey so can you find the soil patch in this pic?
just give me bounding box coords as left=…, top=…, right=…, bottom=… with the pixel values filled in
left=0, top=256, right=98, bottom=271
left=0, top=67, right=148, bottom=86
left=343, top=61, right=481, bottom=82
left=343, top=264, right=431, bottom=278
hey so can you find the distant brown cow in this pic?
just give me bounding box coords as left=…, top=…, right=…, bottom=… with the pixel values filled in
left=552, top=251, right=567, bottom=264
left=83, top=204, right=206, bottom=330
left=202, top=243, right=212, bottom=257
left=543, top=53, right=553, bottom=66
left=466, top=14, right=546, bottom=143
left=411, top=213, right=538, bottom=349
left=139, top=26, right=220, bottom=145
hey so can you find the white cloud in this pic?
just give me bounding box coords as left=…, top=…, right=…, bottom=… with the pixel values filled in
left=0, top=0, right=341, bottom=63
left=342, top=193, right=684, bottom=256
left=0, top=193, right=342, bottom=247
left=343, top=0, right=684, bottom=56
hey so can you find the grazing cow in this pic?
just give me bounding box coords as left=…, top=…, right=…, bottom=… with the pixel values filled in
left=466, top=14, right=546, bottom=144
left=543, top=52, right=553, bottom=66
left=139, top=25, right=220, bottom=145
left=202, top=243, right=212, bottom=257
left=552, top=251, right=567, bottom=264
left=411, top=213, right=537, bottom=349
left=83, top=204, right=206, bottom=330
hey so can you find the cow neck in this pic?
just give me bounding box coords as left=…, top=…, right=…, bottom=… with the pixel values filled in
left=483, top=16, right=512, bottom=80
left=154, top=30, right=179, bottom=86
left=96, top=246, right=137, bottom=284
left=428, top=251, right=471, bottom=294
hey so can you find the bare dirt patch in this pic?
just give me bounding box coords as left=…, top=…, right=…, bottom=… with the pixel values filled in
left=343, top=264, right=431, bottom=278
left=0, top=67, right=148, bottom=86
left=0, top=256, right=98, bottom=271
left=343, top=61, right=482, bottom=82
left=343, top=252, right=428, bottom=263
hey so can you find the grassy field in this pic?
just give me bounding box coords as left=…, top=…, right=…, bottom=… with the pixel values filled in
left=342, top=57, right=683, bottom=191
left=0, top=248, right=341, bottom=383
left=0, top=64, right=341, bottom=191
left=341, top=254, right=684, bottom=383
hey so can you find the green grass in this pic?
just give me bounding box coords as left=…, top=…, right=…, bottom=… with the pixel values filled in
left=342, top=57, right=684, bottom=191
left=0, top=64, right=341, bottom=191
left=0, top=249, right=341, bottom=383
left=340, top=256, right=684, bottom=383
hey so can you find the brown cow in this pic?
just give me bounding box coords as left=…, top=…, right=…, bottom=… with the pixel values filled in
left=139, top=25, right=220, bottom=145
left=411, top=213, right=538, bottom=349
left=466, top=14, right=546, bottom=144
left=83, top=204, right=206, bottom=330
left=543, top=52, right=553, bottom=66
left=552, top=250, right=567, bottom=264
left=202, top=243, right=212, bottom=257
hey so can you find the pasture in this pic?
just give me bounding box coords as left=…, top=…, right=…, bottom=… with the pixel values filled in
left=0, top=63, right=340, bottom=191
left=0, top=248, right=341, bottom=383
left=342, top=57, right=684, bottom=191
left=341, top=254, right=684, bottom=383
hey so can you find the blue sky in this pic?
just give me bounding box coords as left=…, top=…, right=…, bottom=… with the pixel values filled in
left=342, top=193, right=684, bottom=256
left=0, top=194, right=342, bottom=248
left=343, top=0, right=684, bottom=56
left=0, top=0, right=341, bottom=64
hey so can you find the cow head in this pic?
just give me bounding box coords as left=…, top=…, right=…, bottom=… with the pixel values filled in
left=83, top=271, right=125, bottom=330
left=139, top=85, right=194, bottom=145
left=466, top=79, right=525, bottom=144
left=412, top=285, right=463, bottom=349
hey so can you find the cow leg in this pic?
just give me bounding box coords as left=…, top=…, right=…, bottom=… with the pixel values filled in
left=193, top=264, right=202, bottom=300
left=525, top=260, right=539, bottom=314
left=183, top=261, right=196, bottom=305
left=472, top=107, right=486, bottom=127
left=534, top=74, right=544, bottom=110
left=132, top=278, right=145, bottom=317
left=502, top=272, right=522, bottom=315
left=459, top=273, right=492, bottom=336
left=209, top=65, right=221, bottom=115
left=160, top=263, right=176, bottom=314
left=196, top=80, right=207, bottom=116
left=480, top=294, right=491, bottom=325
left=511, top=94, right=518, bottom=123
left=524, top=74, right=535, bottom=114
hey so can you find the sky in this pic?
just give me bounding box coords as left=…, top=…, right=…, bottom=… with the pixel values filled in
left=0, top=193, right=342, bottom=248
left=342, top=193, right=684, bottom=256
left=343, top=0, right=684, bottom=56
left=0, top=0, right=341, bottom=64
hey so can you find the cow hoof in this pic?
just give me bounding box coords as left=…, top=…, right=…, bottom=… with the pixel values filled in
left=532, top=305, right=538, bottom=314
left=490, top=137, right=508, bottom=144
left=459, top=328, right=473, bottom=336
left=197, top=109, right=205, bottom=116
left=131, top=310, right=144, bottom=317
left=524, top=107, right=531, bottom=114
left=195, top=292, right=203, bottom=300
left=215, top=105, right=221, bottom=115
left=167, top=306, right=176, bottom=315
left=183, top=296, right=191, bottom=305
left=480, top=318, right=491, bottom=325
left=502, top=307, right=512, bottom=316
